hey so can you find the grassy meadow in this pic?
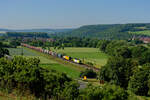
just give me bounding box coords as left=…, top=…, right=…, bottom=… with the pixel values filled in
left=41, top=64, right=81, bottom=79
left=7, top=47, right=56, bottom=64
left=51, top=47, right=109, bottom=68
left=129, top=30, right=150, bottom=36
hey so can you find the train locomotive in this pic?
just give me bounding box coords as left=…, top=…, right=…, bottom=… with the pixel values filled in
left=21, top=43, right=82, bottom=64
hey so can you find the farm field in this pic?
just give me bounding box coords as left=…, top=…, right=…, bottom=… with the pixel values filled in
left=7, top=47, right=83, bottom=78
left=7, top=47, right=56, bottom=64
left=51, top=47, right=109, bottom=68
left=41, top=64, right=81, bottom=78
left=129, top=30, right=150, bottom=36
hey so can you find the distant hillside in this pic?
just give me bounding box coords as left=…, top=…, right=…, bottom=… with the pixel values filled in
left=0, top=28, right=73, bottom=33
left=0, top=28, right=10, bottom=32
left=13, top=29, right=73, bottom=33
left=6, top=32, right=49, bottom=38
left=53, top=23, right=150, bottom=40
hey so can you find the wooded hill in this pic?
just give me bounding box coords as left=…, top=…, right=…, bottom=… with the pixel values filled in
left=52, top=23, right=150, bottom=40
left=0, top=28, right=73, bottom=33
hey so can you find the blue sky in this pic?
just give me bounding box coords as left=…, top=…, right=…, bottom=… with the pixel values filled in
left=0, top=0, right=150, bottom=29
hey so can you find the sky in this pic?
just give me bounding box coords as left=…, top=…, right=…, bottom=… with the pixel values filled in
left=0, top=0, right=150, bottom=29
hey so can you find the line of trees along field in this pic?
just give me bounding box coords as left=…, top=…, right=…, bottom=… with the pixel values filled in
left=26, top=37, right=143, bottom=51
left=28, top=37, right=99, bottom=49
left=6, top=32, right=49, bottom=38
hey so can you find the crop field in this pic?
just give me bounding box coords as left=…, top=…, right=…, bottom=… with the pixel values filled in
left=41, top=64, right=81, bottom=78
left=129, top=30, right=150, bottom=36
left=51, top=47, right=109, bottom=68
left=7, top=47, right=83, bottom=78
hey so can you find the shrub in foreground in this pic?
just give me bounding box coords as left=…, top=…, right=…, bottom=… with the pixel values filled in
left=78, top=84, right=128, bottom=100
left=128, top=64, right=150, bottom=96
left=0, top=56, right=72, bottom=99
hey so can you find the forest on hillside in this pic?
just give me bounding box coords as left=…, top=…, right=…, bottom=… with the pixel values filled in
left=51, top=23, right=150, bottom=40
left=3, top=23, right=150, bottom=41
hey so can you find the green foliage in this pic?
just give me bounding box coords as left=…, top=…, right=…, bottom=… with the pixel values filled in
left=99, top=57, right=137, bottom=88
left=130, top=45, right=148, bottom=58
left=130, top=30, right=150, bottom=36
left=0, top=56, right=72, bottom=99
left=9, top=40, right=20, bottom=48
left=79, top=84, right=128, bottom=100
left=0, top=57, right=41, bottom=95
left=59, top=81, right=79, bottom=100
left=12, top=57, right=40, bottom=82
left=97, top=40, right=134, bottom=58
left=39, top=68, right=71, bottom=98
left=32, top=37, right=99, bottom=48
left=128, top=64, right=150, bottom=96
left=140, top=50, right=150, bottom=64
left=52, top=24, right=143, bottom=40
left=130, top=45, right=150, bottom=65
left=0, top=48, right=9, bottom=58
left=114, top=46, right=132, bottom=58
left=6, top=32, right=49, bottom=38
left=105, top=40, right=129, bottom=56
left=80, top=69, right=97, bottom=78
left=97, top=40, right=110, bottom=52
left=98, top=40, right=150, bottom=66
left=30, top=40, right=44, bottom=47
left=0, top=41, right=15, bottom=48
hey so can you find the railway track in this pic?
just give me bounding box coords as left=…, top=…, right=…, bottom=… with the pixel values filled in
left=65, top=59, right=100, bottom=72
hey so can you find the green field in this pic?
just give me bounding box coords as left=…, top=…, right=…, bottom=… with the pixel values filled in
left=7, top=47, right=83, bottom=78
left=41, top=64, right=81, bottom=78
left=129, top=30, right=150, bottom=36
left=51, top=47, right=108, bottom=68
left=7, top=47, right=56, bottom=64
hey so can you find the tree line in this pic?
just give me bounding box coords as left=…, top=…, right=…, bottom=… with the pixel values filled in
left=27, top=37, right=99, bottom=48
left=51, top=23, right=150, bottom=40
left=6, top=32, right=49, bottom=38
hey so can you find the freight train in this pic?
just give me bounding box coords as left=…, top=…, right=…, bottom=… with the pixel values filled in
left=21, top=43, right=82, bottom=64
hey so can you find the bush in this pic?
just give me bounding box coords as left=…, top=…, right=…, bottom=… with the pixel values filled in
left=80, top=69, right=97, bottom=78
left=78, top=84, right=128, bottom=100
left=99, top=57, right=137, bottom=88
left=39, top=68, right=72, bottom=98
left=0, top=48, right=9, bottom=58
left=128, top=64, right=150, bottom=96
left=0, top=56, right=72, bottom=99
left=58, top=81, right=79, bottom=100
